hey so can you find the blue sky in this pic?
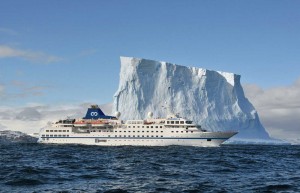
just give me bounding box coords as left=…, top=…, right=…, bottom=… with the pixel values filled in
left=1, top=0, right=300, bottom=106
left=1, top=0, right=300, bottom=142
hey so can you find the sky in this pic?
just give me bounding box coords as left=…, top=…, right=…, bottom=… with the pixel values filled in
left=0, top=0, right=299, bottom=143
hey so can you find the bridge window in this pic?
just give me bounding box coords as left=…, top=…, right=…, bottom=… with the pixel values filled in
left=176, top=121, right=179, bottom=124
left=180, top=121, right=184, bottom=124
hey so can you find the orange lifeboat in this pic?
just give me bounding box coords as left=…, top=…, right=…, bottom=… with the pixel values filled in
left=74, top=120, right=88, bottom=127
left=91, top=119, right=109, bottom=126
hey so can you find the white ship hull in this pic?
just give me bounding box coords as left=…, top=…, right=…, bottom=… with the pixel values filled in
left=38, top=105, right=237, bottom=147
left=38, top=127, right=236, bottom=147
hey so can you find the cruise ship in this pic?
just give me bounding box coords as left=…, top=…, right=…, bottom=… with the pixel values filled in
left=38, top=105, right=237, bottom=147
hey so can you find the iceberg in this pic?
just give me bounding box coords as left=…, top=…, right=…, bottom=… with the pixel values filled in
left=113, top=57, right=272, bottom=141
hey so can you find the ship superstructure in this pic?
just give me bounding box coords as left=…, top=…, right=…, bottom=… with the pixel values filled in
left=38, top=105, right=237, bottom=146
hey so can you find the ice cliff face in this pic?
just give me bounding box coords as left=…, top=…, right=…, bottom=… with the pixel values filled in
left=113, top=57, right=270, bottom=139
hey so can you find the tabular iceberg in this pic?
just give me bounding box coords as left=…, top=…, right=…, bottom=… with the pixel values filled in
left=113, top=57, right=271, bottom=140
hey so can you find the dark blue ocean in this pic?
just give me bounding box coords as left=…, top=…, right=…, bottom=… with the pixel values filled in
left=0, top=144, right=299, bottom=193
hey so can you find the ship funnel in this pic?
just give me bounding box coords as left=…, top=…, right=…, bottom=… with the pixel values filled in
left=83, top=105, right=116, bottom=120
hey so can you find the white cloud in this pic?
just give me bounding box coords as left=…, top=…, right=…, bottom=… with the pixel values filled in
left=15, top=107, right=42, bottom=121
left=243, top=78, right=300, bottom=143
left=0, top=45, right=62, bottom=63
left=0, top=102, right=113, bottom=134
left=0, top=81, right=52, bottom=101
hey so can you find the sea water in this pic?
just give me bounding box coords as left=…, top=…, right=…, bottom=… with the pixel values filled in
left=0, top=144, right=299, bottom=193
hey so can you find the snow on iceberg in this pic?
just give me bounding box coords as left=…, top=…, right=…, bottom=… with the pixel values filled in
left=113, top=57, right=272, bottom=141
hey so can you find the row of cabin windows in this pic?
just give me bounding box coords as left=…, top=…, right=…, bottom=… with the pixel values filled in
left=89, top=130, right=192, bottom=134
left=93, top=135, right=164, bottom=138
left=88, top=130, right=164, bottom=133
left=127, top=125, right=163, bottom=129
left=116, top=130, right=163, bottom=133
left=42, top=134, right=69, bottom=137
left=166, top=121, right=193, bottom=124
left=46, top=130, right=70, bottom=132
left=114, top=135, right=163, bottom=138
left=90, top=130, right=113, bottom=132
left=54, top=125, right=72, bottom=127
left=166, top=126, right=186, bottom=128
left=171, top=131, right=193, bottom=133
